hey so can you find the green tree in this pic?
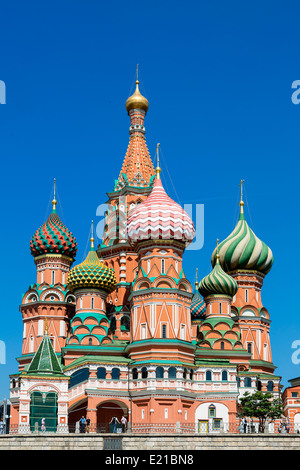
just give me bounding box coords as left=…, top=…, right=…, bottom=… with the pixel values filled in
left=239, top=391, right=284, bottom=432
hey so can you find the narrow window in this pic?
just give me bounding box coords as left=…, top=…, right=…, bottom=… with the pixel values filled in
left=161, top=259, right=165, bottom=274
left=91, top=297, right=94, bottom=309
left=52, top=270, right=55, bottom=285
left=219, top=302, right=222, bottom=314
left=247, top=342, right=252, bottom=355
left=162, top=324, right=167, bottom=339
left=245, top=289, right=248, bottom=302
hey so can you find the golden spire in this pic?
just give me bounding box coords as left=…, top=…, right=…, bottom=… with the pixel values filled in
left=156, top=143, right=161, bottom=179
left=239, top=179, right=245, bottom=212
left=52, top=178, right=57, bottom=212
left=44, top=317, right=49, bottom=335
left=216, top=238, right=220, bottom=261
left=195, top=268, right=199, bottom=288
left=90, top=220, right=95, bottom=249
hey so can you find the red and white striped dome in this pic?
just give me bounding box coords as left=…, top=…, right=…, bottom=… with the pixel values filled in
left=127, top=178, right=195, bottom=244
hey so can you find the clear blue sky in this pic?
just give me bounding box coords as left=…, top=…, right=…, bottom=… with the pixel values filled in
left=1, top=0, right=300, bottom=398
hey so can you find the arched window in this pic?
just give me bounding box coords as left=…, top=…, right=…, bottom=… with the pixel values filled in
left=244, top=377, right=252, bottom=388
left=183, top=368, right=187, bottom=380
left=222, top=370, right=228, bottom=381
left=141, top=367, right=148, bottom=379
left=91, top=298, right=94, bottom=309
left=162, top=324, right=167, bottom=339
left=161, top=259, right=165, bottom=274
left=206, top=370, right=212, bottom=381
left=168, top=367, right=176, bottom=379
left=189, top=370, right=193, bottom=380
left=245, top=289, right=248, bottom=302
left=121, top=316, right=130, bottom=331
left=220, top=341, right=225, bottom=350
left=110, top=316, right=116, bottom=334
left=52, top=270, right=55, bottom=285
left=156, top=367, right=164, bottom=379
left=111, top=368, right=120, bottom=380
left=236, top=376, right=240, bottom=387
left=97, top=367, right=106, bottom=379
left=257, top=380, right=262, bottom=391
left=267, top=380, right=274, bottom=392
left=132, top=368, right=138, bottom=380
left=88, top=338, right=92, bottom=345
left=208, top=404, right=216, bottom=418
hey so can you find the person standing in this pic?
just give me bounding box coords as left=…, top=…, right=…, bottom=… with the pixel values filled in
left=41, top=418, right=46, bottom=433
left=79, top=416, right=86, bottom=433
left=110, top=416, right=119, bottom=433
left=121, top=415, right=127, bottom=433
left=86, top=417, right=90, bottom=433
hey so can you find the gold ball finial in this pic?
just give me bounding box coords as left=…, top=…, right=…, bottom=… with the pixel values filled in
left=52, top=178, right=57, bottom=212
left=90, top=220, right=95, bottom=249
left=155, top=143, right=161, bottom=179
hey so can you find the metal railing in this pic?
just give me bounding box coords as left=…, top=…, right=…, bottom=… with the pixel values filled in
left=7, top=422, right=300, bottom=435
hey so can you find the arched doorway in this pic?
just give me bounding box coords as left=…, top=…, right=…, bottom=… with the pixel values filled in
left=97, top=400, right=128, bottom=433
left=68, top=399, right=88, bottom=431
left=30, top=391, right=58, bottom=432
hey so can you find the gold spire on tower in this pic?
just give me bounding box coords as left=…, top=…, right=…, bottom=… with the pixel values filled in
left=195, top=268, right=199, bottom=288
left=125, top=65, right=149, bottom=114
left=239, top=179, right=245, bottom=212
left=216, top=238, right=220, bottom=260
left=156, top=143, right=161, bottom=179
left=52, top=178, right=57, bottom=212
left=90, top=220, right=95, bottom=249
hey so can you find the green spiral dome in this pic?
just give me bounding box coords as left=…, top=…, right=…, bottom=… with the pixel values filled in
left=67, top=247, right=117, bottom=293
left=211, top=203, right=273, bottom=275
left=199, top=255, right=238, bottom=299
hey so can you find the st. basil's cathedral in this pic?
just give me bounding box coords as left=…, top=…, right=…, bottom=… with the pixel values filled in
left=8, top=75, right=292, bottom=434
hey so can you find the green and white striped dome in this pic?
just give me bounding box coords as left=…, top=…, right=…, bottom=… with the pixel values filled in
left=211, top=202, right=273, bottom=275
left=199, top=254, right=238, bottom=299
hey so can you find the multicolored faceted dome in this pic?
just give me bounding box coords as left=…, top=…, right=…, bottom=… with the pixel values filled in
left=191, top=288, right=206, bottom=319
left=211, top=201, right=273, bottom=275
left=199, top=254, right=238, bottom=299
left=30, top=200, right=77, bottom=259
left=127, top=175, right=195, bottom=245
left=67, top=240, right=117, bottom=294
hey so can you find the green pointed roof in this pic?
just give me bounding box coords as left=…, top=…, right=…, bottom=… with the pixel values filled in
left=27, top=329, right=64, bottom=376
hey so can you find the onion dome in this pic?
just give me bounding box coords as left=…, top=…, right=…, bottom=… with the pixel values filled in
left=199, top=251, right=238, bottom=299
left=125, top=80, right=149, bottom=114
left=211, top=193, right=273, bottom=275
left=67, top=226, right=117, bottom=293
left=127, top=149, right=195, bottom=245
left=191, top=289, right=206, bottom=319
left=30, top=188, right=77, bottom=259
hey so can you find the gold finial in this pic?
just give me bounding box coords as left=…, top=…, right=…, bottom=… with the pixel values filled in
left=195, top=268, right=199, bottom=288
left=239, top=179, right=245, bottom=208
left=52, top=178, right=57, bottom=212
left=216, top=238, right=220, bottom=260
left=156, top=143, right=161, bottom=179
left=136, top=63, right=139, bottom=81
left=44, top=317, right=49, bottom=335
left=90, top=220, right=95, bottom=249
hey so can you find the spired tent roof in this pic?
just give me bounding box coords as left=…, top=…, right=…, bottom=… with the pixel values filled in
left=27, top=325, right=64, bottom=376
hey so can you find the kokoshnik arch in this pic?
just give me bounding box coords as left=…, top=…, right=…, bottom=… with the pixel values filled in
left=9, top=75, right=288, bottom=433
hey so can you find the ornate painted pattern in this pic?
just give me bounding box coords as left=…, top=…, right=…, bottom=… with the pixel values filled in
left=211, top=210, right=273, bottom=274
left=127, top=178, right=195, bottom=244
left=30, top=212, right=77, bottom=259
left=67, top=248, right=117, bottom=293
left=199, top=258, right=238, bottom=298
